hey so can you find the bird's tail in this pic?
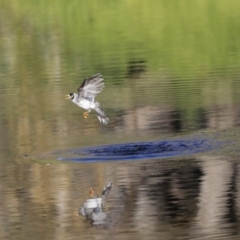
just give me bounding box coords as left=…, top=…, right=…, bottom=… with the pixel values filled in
left=94, top=102, right=110, bottom=124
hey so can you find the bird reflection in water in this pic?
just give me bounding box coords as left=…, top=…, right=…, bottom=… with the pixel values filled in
left=79, top=182, right=113, bottom=225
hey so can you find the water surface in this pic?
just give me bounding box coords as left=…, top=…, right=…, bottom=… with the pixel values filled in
left=1, top=1, right=240, bottom=239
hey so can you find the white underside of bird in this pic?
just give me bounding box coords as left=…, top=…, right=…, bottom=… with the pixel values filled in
left=72, top=94, right=96, bottom=110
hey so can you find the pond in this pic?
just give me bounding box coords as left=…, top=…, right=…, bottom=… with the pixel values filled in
left=1, top=1, right=240, bottom=239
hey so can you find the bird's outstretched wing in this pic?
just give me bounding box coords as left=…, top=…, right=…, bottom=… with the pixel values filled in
left=77, top=73, right=104, bottom=102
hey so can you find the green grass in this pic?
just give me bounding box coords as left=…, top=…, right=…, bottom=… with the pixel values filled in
left=1, top=0, right=240, bottom=80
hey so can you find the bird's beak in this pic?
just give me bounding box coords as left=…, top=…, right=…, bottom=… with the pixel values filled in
left=66, top=94, right=71, bottom=100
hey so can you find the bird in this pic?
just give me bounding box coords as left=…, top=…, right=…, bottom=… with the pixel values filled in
left=66, top=73, right=110, bottom=124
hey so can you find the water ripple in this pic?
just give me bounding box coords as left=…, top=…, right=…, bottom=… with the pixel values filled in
left=56, top=138, right=223, bottom=162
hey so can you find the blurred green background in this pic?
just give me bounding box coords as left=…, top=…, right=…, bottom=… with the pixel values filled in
left=1, top=0, right=240, bottom=77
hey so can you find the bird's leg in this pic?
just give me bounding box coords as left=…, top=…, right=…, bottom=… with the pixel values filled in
left=83, top=112, right=89, bottom=119
left=89, top=188, right=95, bottom=197
left=83, top=110, right=91, bottom=119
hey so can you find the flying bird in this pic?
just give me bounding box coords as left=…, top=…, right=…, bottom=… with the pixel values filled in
left=66, top=73, right=109, bottom=124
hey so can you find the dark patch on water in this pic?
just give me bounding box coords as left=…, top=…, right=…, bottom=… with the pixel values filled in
left=56, top=138, right=223, bottom=162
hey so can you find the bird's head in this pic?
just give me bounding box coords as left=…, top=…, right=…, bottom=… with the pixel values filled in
left=66, top=93, right=74, bottom=100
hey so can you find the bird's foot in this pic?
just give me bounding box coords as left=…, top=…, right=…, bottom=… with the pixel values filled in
left=83, top=112, right=89, bottom=119
left=89, top=188, right=95, bottom=197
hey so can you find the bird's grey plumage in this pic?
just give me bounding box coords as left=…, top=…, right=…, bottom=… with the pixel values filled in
left=78, top=73, right=104, bottom=102
left=94, top=101, right=109, bottom=124
left=66, top=73, right=109, bottom=124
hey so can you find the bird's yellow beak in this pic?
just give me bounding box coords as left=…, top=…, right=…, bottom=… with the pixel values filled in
left=66, top=94, right=71, bottom=100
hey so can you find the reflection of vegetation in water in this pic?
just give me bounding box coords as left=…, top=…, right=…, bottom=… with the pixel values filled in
left=1, top=0, right=240, bottom=78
